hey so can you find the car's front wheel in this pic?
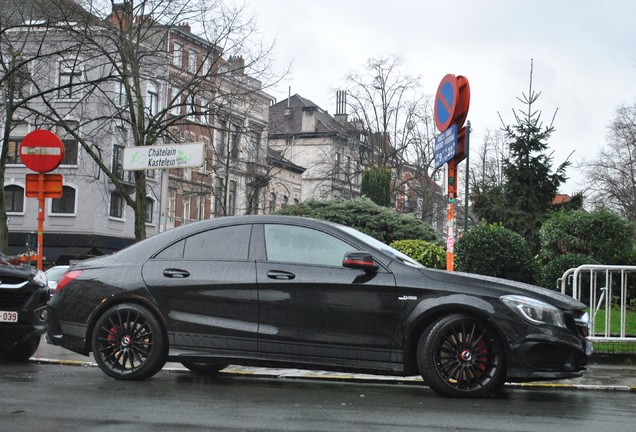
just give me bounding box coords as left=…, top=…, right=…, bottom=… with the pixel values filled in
left=91, top=303, right=167, bottom=380
left=417, top=313, right=505, bottom=398
left=181, top=360, right=228, bottom=375
left=0, top=335, right=40, bottom=362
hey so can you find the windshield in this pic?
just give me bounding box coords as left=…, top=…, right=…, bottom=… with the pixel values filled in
left=335, top=225, right=424, bottom=269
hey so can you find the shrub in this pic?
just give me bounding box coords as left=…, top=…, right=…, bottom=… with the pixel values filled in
left=536, top=253, right=598, bottom=290
left=390, top=240, right=446, bottom=269
left=275, top=197, right=441, bottom=245
left=455, top=224, right=535, bottom=284
left=539, top=209, right=634, bottom=264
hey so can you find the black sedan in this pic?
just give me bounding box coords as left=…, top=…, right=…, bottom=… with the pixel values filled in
left=47, top=216, right=589, bottom=397
left=0, top=255, right=49, bottom=361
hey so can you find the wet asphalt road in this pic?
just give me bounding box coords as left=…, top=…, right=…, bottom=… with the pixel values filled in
left=1, top=361, right=635, bottom=432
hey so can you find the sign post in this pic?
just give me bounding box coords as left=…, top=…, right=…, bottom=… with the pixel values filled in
left=433, top=74, right=470, bottom=271
left=19, top=130, right=65, bottom=270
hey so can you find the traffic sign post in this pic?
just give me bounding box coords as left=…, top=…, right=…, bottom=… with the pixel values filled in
left=433, top=74, right=471, bottom=272
left=19, top=130, right=65, bottom=270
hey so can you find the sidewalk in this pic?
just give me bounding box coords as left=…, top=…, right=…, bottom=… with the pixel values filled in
left=32, top=342, right=636, bottom=392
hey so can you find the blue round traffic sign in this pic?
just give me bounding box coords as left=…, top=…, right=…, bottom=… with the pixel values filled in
left=434, top=74, right=458, bottom=132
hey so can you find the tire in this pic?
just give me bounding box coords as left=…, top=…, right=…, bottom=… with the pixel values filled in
left=0, top=335, right=40, bottom=362
left=181, top=360, right=228, bottom=375
left=91, top=303, right=167, bottom=380
left=417, top=313, right=505, bottom=398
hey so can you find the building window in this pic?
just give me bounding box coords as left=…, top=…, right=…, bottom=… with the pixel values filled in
left=200, top=97, right=210, bottom=124
left=147, top=83, right=159, bottom=116
left=182, top=195, right=191, bottom=224
left=214, top=177, right=224, bottom=216
left=6, top=122, right=28, bottom=165
left=56, top=122, right=79, bottom=165
left=186, top=94, right=196, bottom=121
left=197, top=195, right=205, bottom=220
left=188, top=49, right=197, bottom=74
left=268, top=192, right=276, bottom=213
left=282, top=195, right=288, bottom=208
left=58, top=59, right=84, bottom=99
left=172, top=42, right=182, bottom=67
left=248, top=128, right=261, bottom=163
left=4, top=185, right=24, bottom=213
left=112, top=144, right=124, bottom=180
left=109, top=191, right=124, bottom=218
left=230, top=124, right=240, bottom=160
left=170, top=87, right=181, bottom=116
left=51, top=186, right=76, bottom=214
left=12, top=61, right=31, bottom=100
left=145, top=197, right=154, bottom=224
left=335, top=152, right=341, bottom=180
left=216, top=120, right=227, bottom=157
left=228, top=180, right=236, bottom=216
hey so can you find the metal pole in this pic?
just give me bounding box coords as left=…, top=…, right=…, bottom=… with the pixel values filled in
left=446, top=160, right=457, bottom=271
left=37, top=173, right=45, bottom=270
left=464, top=121, right=471, bottom=233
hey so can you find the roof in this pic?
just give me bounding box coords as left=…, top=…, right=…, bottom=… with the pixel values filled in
left=269, top=94, right=351, bottom=136
left=0, top=0, right=96, bottom=26
left=267, top=147, right=306, bottom=174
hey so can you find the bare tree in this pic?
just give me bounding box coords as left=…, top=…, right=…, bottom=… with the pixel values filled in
left=581, top=103, right=636, bottom=223
left=345, top=56, right=441, bottom=218
left=0, top=0, right=94, bottom=252
left=6, top=0, right=278, bottom=240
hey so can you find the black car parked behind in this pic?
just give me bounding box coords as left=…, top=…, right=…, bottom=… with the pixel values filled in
left=0, top=255, right=49, bottom=361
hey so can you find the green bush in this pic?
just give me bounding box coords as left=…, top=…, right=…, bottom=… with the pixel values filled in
left=536, top=253, right=598, bottom=290
left=455, top=224, right=535, bottom=284
left=275, top=197, right=441, bottom=245
left=390, top=240, right=446, bottom=269
left=539, top=209, right=634, bottom=264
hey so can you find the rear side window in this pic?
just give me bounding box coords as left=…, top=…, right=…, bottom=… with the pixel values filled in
left=155, top=225, right=251, bottom=260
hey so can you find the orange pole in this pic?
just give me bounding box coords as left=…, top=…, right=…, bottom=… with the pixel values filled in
left=446, top=160, right=457, bottom=271
left=37, top=173, right=45, bottom=270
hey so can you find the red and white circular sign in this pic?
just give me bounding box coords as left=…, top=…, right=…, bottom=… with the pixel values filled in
left=19, top=129, right=65, bottom=173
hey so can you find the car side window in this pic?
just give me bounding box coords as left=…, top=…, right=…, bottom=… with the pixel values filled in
left=155, top=225, right=250, bottom=260
left=264, top=224, right=354, bottom=267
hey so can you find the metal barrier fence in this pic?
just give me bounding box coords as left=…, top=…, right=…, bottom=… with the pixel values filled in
left=560, top=265, right=636, bottom=355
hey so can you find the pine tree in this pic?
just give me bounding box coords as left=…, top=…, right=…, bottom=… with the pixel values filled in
left=500, top=61, right=570, bottom=251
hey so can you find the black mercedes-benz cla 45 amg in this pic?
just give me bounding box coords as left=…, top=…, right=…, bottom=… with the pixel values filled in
left=47, top=216, right=589, bottom=397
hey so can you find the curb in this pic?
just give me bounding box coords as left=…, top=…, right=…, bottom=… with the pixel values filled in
left=31, top=357, right=636, bottom=392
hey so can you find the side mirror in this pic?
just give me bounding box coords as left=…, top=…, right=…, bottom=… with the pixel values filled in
left=342, top=251, right=378, bottom=273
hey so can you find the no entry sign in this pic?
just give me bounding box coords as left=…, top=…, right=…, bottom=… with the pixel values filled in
left=19, top=129, right=65, bottom=173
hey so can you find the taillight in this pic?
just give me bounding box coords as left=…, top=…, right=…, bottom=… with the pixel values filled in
left=56, top=270, right=82, bottom=293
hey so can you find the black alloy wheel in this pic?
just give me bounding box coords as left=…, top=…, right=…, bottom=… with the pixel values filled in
left=417, top=313, right=505, bottom=398
left=91, top=303, right=167, bottom=380
left=180, top=360, right=229, bottom=375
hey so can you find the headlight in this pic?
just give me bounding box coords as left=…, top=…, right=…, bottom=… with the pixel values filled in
left=500, top=295, right=566, bottom=328
left=33, top=270, right=48, bottom=287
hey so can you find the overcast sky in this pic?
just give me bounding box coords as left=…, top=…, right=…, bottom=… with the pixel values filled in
left=242, top=0, right=636, bottom=194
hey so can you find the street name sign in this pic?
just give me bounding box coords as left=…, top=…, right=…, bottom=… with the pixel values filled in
left=123, top=143, right=205, bottom=170
left=434, top=124, right=458, bottom=169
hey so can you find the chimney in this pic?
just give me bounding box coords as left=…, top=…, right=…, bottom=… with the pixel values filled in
left=301, top=107, right=317, bottom=132
left=285, top=86, right=292, bottom=116
left=179, top=22, right=191, bottom=33
left=227, top=55, right=245, bottom=75
left=108, top=2, right=132, bottom=27
left=334, top=90, right=348, bottom=124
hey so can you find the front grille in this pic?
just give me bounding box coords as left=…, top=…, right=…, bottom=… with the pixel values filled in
left=0, top=291, right=31, bottom=309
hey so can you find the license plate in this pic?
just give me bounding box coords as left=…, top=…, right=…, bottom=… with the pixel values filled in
left=0, top=311, right=18, bottom=323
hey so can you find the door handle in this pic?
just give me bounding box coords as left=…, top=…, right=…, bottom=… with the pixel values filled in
left=267, top=270, right=295, bottom=280
left=163, top=268, right=190, bottom=278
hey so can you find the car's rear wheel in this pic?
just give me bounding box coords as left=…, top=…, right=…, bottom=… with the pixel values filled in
left=91, top=303, right=167, bottom=380
left=0, top=335, right=40, bottom=362
left=181, top=360, right=228, bottom=375
left=417, top=313, right=505, bottom=398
